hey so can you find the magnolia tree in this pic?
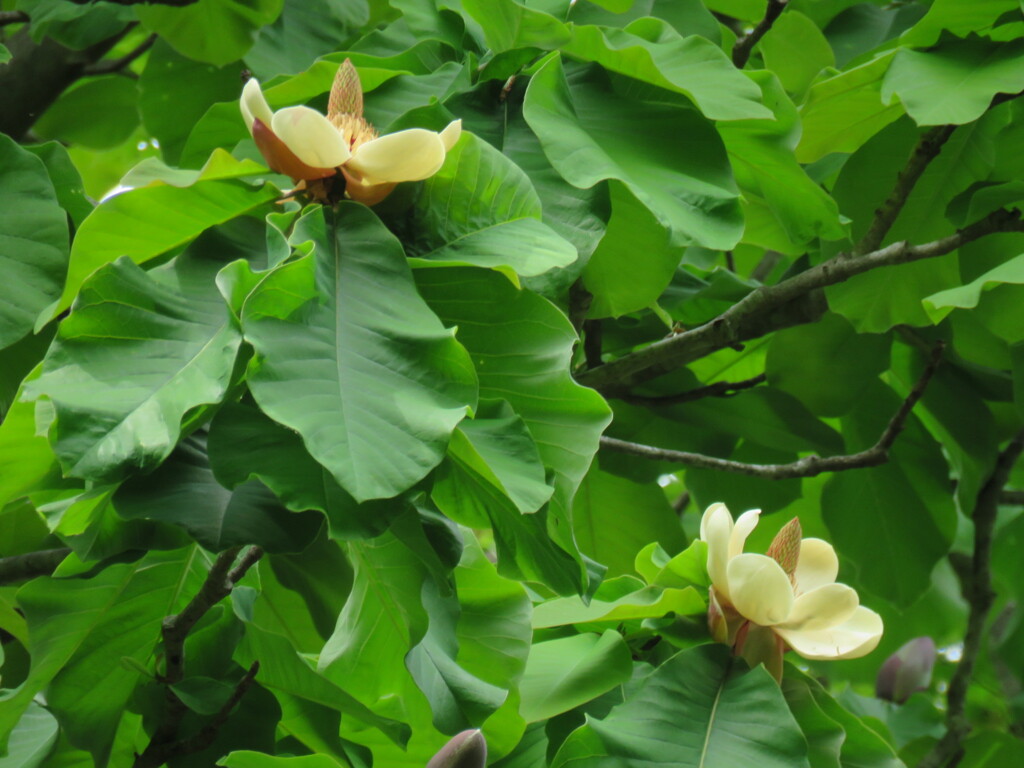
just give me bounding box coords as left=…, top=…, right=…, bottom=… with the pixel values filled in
left=2, top=0, right=1024, bottom=767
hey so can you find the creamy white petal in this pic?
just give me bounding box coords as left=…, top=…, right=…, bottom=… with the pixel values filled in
left=794, top=538, right=839, bottom=595
left=241, top=78, right=273, bottom=134
left=729, top=508, right=761, bottom=560
left=776, top=606, right=883, bottom=660
left=347, top=128, right=446, bottom=182
left=271, top=106, right=351, bottom=168
left=701, top=503, right=734, bottom=599
left=440, top=119, right=462, bottom=151
left=727, top=554, right=794, bottom=627
left=777, top=583, right=859, bottom=632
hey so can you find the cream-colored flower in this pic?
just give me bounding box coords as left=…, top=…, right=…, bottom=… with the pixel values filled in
left=700, top=502, right=883, bottom=680
left=240, top=59, right=461, bottom=205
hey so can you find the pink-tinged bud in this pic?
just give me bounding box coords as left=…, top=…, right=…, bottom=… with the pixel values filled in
left=876, top=636, right=937, bottom=703
left=425, top=730, right=488, bottom=768
left=766, top=517, right=802, bottom=576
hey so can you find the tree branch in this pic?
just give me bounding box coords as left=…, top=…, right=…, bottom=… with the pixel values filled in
left=622, top=373, right=766, bottom=407
left=601, top=343, right=943, bottom=478
left=916, top=430, right=1024, bottom=768
left=67, top=0, right=200, bottom=5
left=577, top=209, right=1024, bottom=394
left=854, top=126, right=956, bottom=256
left=731, top=0, right=787, bottom=69
left=0, top=548, right=72, bottom=585
left=0, top=10, right=29, bottom=25
left=83, top=33, right=156, bottom=76
left=134, top=545, right=264, bottom=768
left=1000, top=490, right=1024, bottom=505
left=0, top=27, right=128, bottom=139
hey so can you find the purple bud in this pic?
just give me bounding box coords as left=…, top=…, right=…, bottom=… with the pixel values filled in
left=425, top=730, right=488, bottom=768
left=876, top=636, right=937, bottom=703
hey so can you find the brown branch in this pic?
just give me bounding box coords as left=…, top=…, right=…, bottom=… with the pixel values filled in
left=731, top=0, right=787, bottom=68
left=83, top=33, right=156, bottom=76
left=577, top=209, right=1024, bottom=394
left=1000, top=490, right=1024, bottom=505
left=67, top=0, right=199, bottom=5
left=134, top=546, right=264, bottom=768
left=622, top=373, right=766, bottom=407
left=0, top=548, right=72, bottom=584
left=854, top=126, right=956, bottom=256
left=601, top=343, right=943, bottom=479
left=916, top=430, right=1024, bottom=768
left=0, top=27, right=129, bottom=139
left=0, top=10, right=29, bottom=25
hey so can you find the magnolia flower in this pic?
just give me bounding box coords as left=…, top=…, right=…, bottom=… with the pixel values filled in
left=701, top=502, right=883, bottom=680
left=240, top=59, right=461, bottom=205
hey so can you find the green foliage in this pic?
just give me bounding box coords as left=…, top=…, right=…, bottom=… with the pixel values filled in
left=3, top=1, right=1024, bottom=767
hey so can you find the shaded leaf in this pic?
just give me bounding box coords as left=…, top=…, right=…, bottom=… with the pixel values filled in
left=241, top=204, right=477, bottom=502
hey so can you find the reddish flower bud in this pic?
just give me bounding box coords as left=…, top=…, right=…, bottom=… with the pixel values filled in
left=876, top=636, right=937, bottom=703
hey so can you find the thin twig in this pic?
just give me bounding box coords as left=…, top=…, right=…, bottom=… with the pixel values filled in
left=82, top=33, right=156, bottom=76
left=622, top=373, right=766, bottom=407
left=854, top=126, right=956, bottom=256
left=0, top=548, right=72, bottom=585
left=732, top=0, right=788, bottom=68
left=135, top=662, right=260, bottom=768
left=1000, top=490, right=1024, bottom=505
left=916, top=430, right=1024, bottom=768
left=577, top=209, right=1024, bottom=394
left=0, top=10, right=29, bottom=25
left=134, top=546, right=264, bottom=768
left=601, top=344, right=943, bottom=479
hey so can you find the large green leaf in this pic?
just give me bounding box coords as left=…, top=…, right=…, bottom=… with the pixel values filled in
left=52, top=172, right=276, bottom=317
left=882, top=36, right=1024, bottom=126
left=523, top=56, right=743, bottom=250
left=207, top=401, right=401, bottom=540
left=0, top=369, right=62, bottom=510
left=900, top=0, right=1020, bottom=47
left=0, top=135, right=68, bottom=350
left=821, top=380, right=956, bottom=608
left=136, top=0, right=284, bottom=66
left=233, top=610, right=410, bottom=746
left=0, top=547, right=206, bottom=763
left=431, top=423, right=582, bottom=593
left=796, top=52, right=903, bottom=163
left=550, top=645, right=810, bottom=768
left=114, top=433, right=324, bottom=553
left=582, top=180, right=676, bottom=319
left=782, top=666, right=904, bottom=768
left=573, top=466, right=686, bottom=577
left=718, top=72, right=845, bottom=247
left=241, top=204, right=477, bottom=502
left=924, top=253, right=1024, bottom=323
left=759, top=11, right=834, bottom=98
left=27, top=244, right=242, bottom=483
left=416, top=267, right=611, bottom=590
left=2, top=702, right=59, bottom=768
left=518, top=631, right=632, bottom=723
left=407, top=133, right=577, bottom=280
left=531, top=581, right=703, bottom=629
left=461, top=0, right=569, bottom=52
left=220, top=753, right=349, bottom=768
left=33, top=76, right=139, bottom=151
left=766, top=313, right=891, bottom=417
left=406, top=579, right=507, bottom=732
left=138, top=40, right=244, bottom=165
left=560, top=21, right=772, bottom=121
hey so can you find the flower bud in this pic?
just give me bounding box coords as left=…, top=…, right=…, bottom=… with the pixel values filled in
left=875, top=636, right=937, bottom=703
left=426, top=730, right=488, bottom=768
